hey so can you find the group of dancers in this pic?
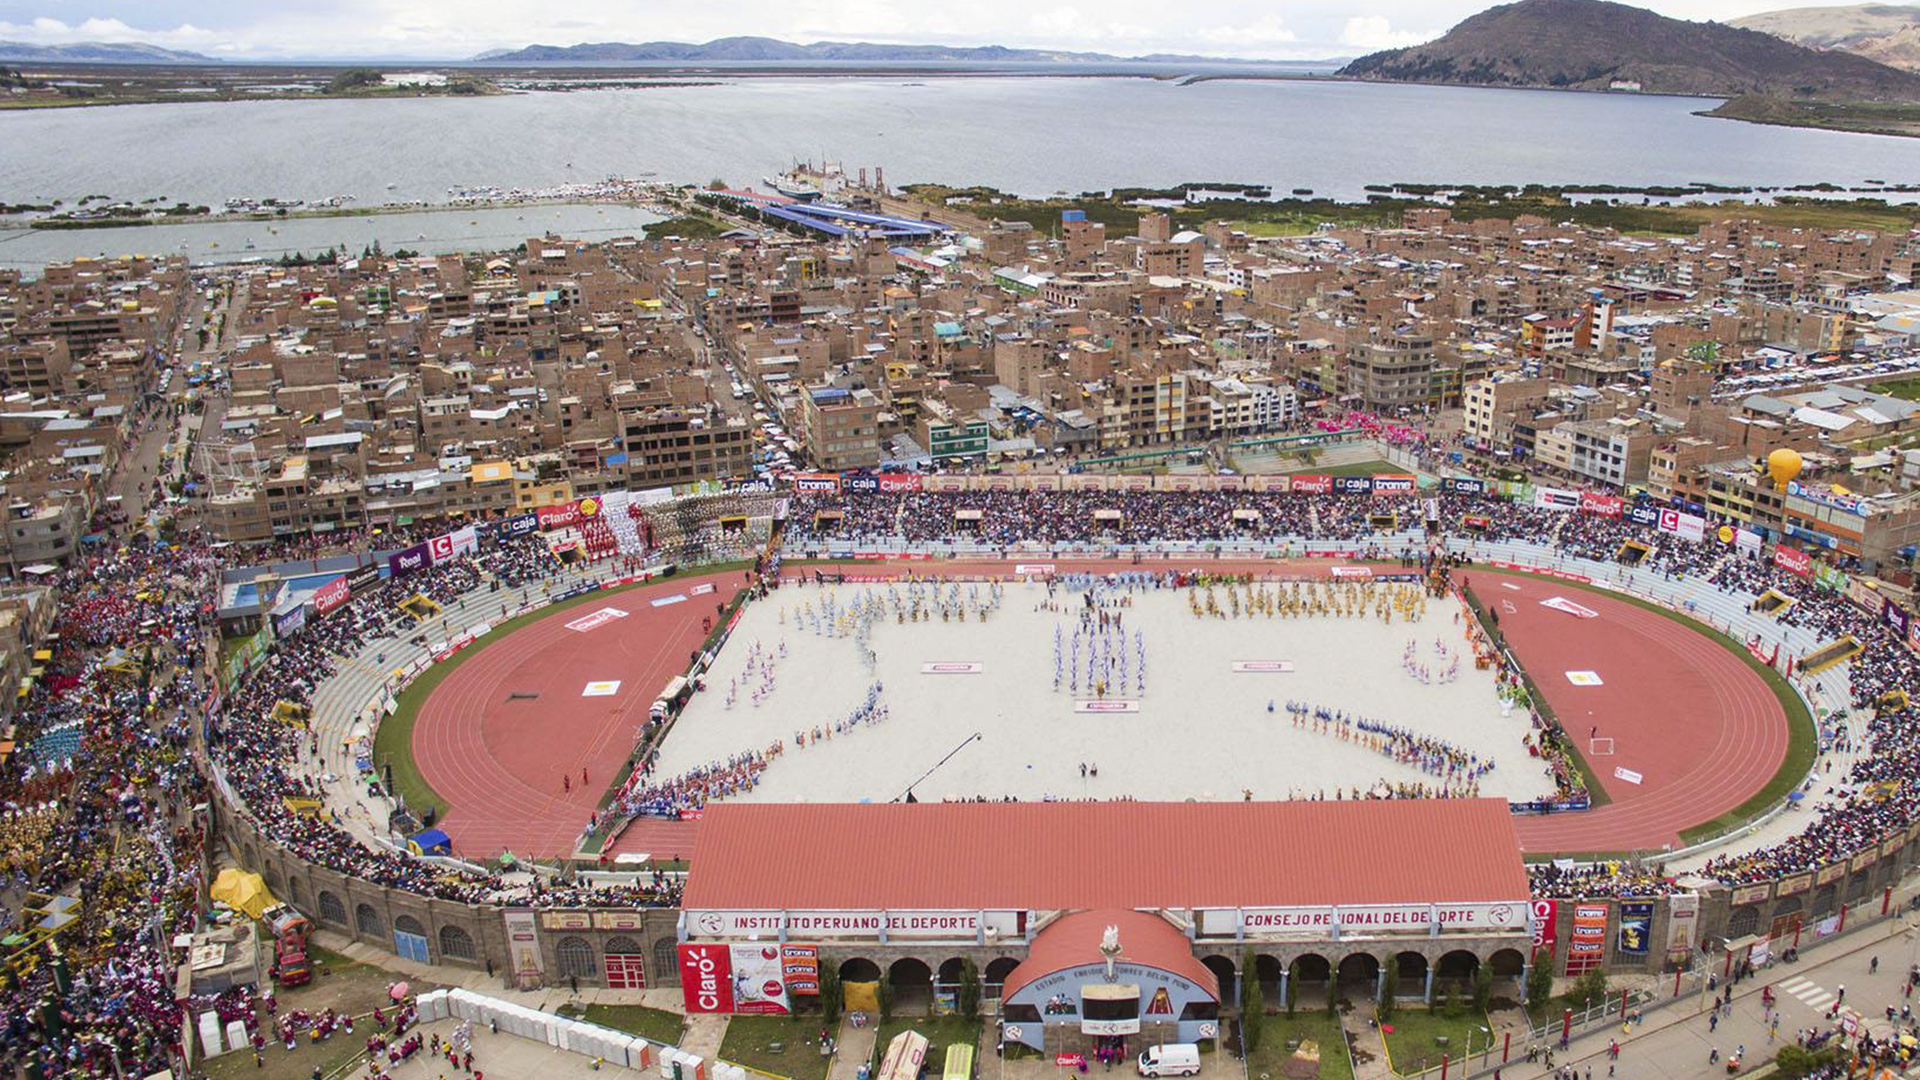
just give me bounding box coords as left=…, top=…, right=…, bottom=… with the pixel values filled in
left=1053, top=589, right=1148, bottom=698
left=1403, top=636, right=1462, bottom=685
left=795, top=680, right=888, bottom=747
left=1278, top=700, right=1495, bottom=796
left=1187, top=579, right=1431, bottom=622
left=722, top=638, right=787, bottom=709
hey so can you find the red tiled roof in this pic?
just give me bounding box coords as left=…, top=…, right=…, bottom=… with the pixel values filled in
left=1001, top=909, right=1219, bottom=1001
left=683, top=800, right=1527, bottom=911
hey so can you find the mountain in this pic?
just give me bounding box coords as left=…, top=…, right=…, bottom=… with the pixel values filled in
left=0, top=40, right=217, bottom=64
left=1730, top=4, right=1920, bottom=72
left=1338, top=0, right=1920, bottom=99
left=472, top=36, right=1298, bottom=65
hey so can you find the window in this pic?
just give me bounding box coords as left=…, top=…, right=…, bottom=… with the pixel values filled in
left=317, top=891, right=347, bottom=926
left=440, top=925, right=477, bottom=961
left=356, top=903, right=384, bottom=937
left=556, top=936, right=597, bottom=979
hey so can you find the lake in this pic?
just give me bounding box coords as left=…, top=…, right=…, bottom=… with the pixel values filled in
left=0, top=203, right=665, bottom=270
left=4, top=75, right=1920, bottom=225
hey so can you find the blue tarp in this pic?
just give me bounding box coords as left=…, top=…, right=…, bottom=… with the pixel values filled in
left=409, top=828, right=451, bottom=855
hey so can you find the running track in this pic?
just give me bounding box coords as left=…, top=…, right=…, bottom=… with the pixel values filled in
left=411, top=572, right=747, bottom=858
left=408, top=559, right=1787, bottom=859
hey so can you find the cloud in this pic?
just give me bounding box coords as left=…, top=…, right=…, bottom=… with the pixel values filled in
left=1, top=15, right=218, bottom=47
left=1339, top=15, right=1437, bottom=50
left=1194, top=17, right=1299, bottom=47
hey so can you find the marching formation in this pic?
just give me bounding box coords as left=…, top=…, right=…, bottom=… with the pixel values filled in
left=1404, top=637, right=1463, bottom=684
left=1189, top=579, right=1430, bottom=622
left=1283, top=702, right=1495, bottom=796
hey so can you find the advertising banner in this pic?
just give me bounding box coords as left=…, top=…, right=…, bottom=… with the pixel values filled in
left=1773, top=546, right=1813, bottom=577
left=679, top=943, right=734, bottom=1013
left=1289, top=474, right=1333, bottom=494
left=1731, top=884, right=1772, bottom=906
left=1567, top=902, right=1608, bottom=974
left=1333, top=476, right=1372, bottom=495
left=876, top=473, right=923, bottom=493
left=1883, top=599, right=1912, bottom=640
left=1530, top=898, right=1557, bottom=952
left=311, top=575, right=351, bottom=617
left=1666, top=894, right=1698, bottom=960
left=1534, top=486, right=1579, bottom=512
left=1372, top=474, right=1416, bottom=495
left=504, top=909, right=543, bottom=984
left=794, top=473, right=841, bottom=493
left=1442, top=477, right=1486, bottom=495
left=1658, top=508, right=1706, bottom=542
left=347, top=561, right=382, bottom=593
left=1579, top=492, right=1623, bottom=517
left=271, top=601, right=308, bottom=639
left=1736, top=528, right=1763, bottom=555
left=727, top=944, right=793, bottom=1015
left=388, top=543, right=430, bottom=578
left=428, top=524, right=479, bottom=564
left=687, top=909, right=1022, bottom=939
left=1627, top=504, right=1660, bottom=527
left=843, top=472, right=878, bottom=494
left=781, top=944, right=821, bottom=995
left=536, top=498, right=601, bottom=530
left=1617, top=902, right=1653, bottom=955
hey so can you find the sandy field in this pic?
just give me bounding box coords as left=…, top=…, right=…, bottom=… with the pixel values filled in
left=648, top=578, right=1562, bottom=804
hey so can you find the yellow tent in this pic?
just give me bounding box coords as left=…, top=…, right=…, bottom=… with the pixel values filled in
left=210, top=868, right=276, bottom=920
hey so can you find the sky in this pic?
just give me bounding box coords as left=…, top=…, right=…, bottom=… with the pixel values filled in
left=0, top=0, right=1886, bottom=60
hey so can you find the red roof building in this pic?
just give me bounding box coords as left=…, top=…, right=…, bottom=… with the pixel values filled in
left=684, top=799, right=1528, bottom=913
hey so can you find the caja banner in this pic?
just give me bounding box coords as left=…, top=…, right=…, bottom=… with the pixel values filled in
left=1442, top=477, right=1486, bottom=495
left=844, top=472, right=879, bottom=493
left=1627, top=504, right=1660, bottom=527
left=1333, top=476, right=1372, bottom=495
left=498, top=512, right=540, bottom=539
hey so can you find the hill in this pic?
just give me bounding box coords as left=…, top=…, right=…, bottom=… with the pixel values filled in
left=0, top=40, right=216, bottom=64
left=1730, top=4, right=1920, bottom=72
left=1338, top=0, right=1920, bottom=98
left=473, top=36, right=1290, bottom=65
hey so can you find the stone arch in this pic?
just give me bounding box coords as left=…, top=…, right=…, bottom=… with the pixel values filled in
left=1393, top=951, right=1428, bottom=983
left=263, top=866, right=283, bottom=894
left=1336, top=952, right=1379, bottom=989
left=556, top=936, right=597, bottom=979
left=1813, top=883, right=1838, bottom=917
left=395, top=914, right=427, bottom=938
left=285, top=878, right=305, bottom=907
left=1291, top=953, right=1332, bottom=985
left=1488, top=948, right=1526, bottom=979
left=317, top=890, right=347, bottom=926
left=606, top=935, right=643, bottom=956
left=355, top=902, right=383, bottom=938
left=1772, top=896, right=1804, bottom=920
left=1726, top=905, right=1759, bottom=939
left=984, top=956, right=1020, bottom=989
left=937, top=958, right=968, bottom=985
left=889, top=957, right=934, bottom=1014
left=439, top=925, right=477, bottom=961
left=1436, top=950, right=1480, bottom=983
left=1200, top=955, right=1237, bottom=1002
left=1254, top=954, right=1285, bottom=994
left=840, top=957, right=882, bottom=983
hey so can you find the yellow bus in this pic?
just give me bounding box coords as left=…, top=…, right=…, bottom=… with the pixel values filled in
left=942, top=1044, right=974, bottom=1080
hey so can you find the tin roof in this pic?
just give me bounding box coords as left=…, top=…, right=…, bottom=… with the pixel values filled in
left=684, top=800, right=1526, bottom=911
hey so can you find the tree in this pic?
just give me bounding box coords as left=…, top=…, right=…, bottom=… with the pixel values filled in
left=1284, top=962, right=1298, bottom=1017
left=1441, top=983, right=1460, bottom=1019
left=1774, top=1045, right=1841, bottom=1079
left=958, top=959, right=980, bottom=1022
left=1525, top=958, right=1553, bottom=1007
left=1325, top=977, right=1338, bottom=1016
left=1472, top=967, right=1493, bottom=1015
left=1239, top=952, right=1263, bottom=1055
left=1572, top=968, right=1609, bottom=1011
left=877, top=976, right=893, bottom=1022
left=820, top=966, right=842, bottom=1025
left=1377, top=961, right=1398, bottom=1022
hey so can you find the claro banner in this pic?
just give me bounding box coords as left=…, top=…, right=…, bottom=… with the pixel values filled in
left=679, top=943, right=809, bottom=1014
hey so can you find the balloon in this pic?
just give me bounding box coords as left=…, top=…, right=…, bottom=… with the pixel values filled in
left=1766, top=448, right=1803, bottom=491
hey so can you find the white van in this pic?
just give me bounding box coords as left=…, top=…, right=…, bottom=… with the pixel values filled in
left=1136, top=1044, right=1199, bottom=1078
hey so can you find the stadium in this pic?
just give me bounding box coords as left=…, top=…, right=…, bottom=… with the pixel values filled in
left=193, top=451, right=1920, bottom=1055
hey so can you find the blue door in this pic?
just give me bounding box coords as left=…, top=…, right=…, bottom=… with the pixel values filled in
left=394, top=930, right=430, bottom=964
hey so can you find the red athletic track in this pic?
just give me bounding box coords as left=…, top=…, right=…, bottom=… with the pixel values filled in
left=409, top=558, right=1786, bottom=859
left=411, top=572, right=746, bottom=858
left=1474, top=569, right=1789, bottom=853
